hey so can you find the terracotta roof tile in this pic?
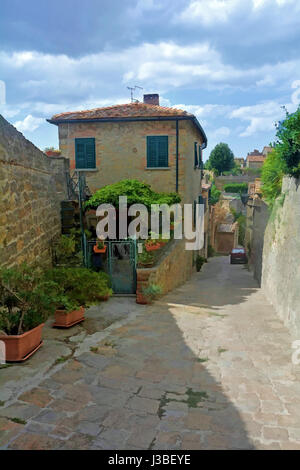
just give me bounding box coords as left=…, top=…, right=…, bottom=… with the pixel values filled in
left=50, top=102, right=193, bottom=121
left=247, top=155, right=266, bottom=162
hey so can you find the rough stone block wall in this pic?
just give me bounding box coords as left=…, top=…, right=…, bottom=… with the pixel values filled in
left=0, top=115, right=69, bottom=268
left=136, top=238, right=194, bottom=303
left=262, top=176, right=300, bottom=337
left=215, top=175, right=258, bottom=191
left=245, top=198, right=269, bottom=286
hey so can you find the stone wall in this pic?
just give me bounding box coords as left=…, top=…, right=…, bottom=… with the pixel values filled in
left=136, top=238, right=194, bottom=303
left=215, top=175, right=258, bottom=191
left=245, top=198, right=269, bottom=286
left=0, top=115, right=69, bottom=268
left=262, top=176, right=300, bottom=337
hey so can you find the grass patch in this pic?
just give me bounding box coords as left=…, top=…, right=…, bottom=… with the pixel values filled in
left=0, top=364, right=13, bottom=369
left=0, top=400, right=5, bottom=407
left=218, top=347, right=228, bottom=354
left=90, top=346, right=98, bottom=353
left=55, top=355, right=69, bottom=364
left=10, top=417, right=26, bottom=425
left=196, top=357, right=209, bottom=363
left=186, top=388, right=209, bottom=408
left=157, top=392, right=169, bottom=419
left=208, top=312, right=226, bottom=318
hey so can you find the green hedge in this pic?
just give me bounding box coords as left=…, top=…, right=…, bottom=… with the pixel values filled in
left=223, top=183, right=248, bottom=193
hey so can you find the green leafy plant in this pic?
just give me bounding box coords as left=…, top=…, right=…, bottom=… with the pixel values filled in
left=195, top=255, right=206, bottom=272
left=96, top=240, right=105, bottom=250
left=0, top=265, right=59, bottom=335
left=207, top=245, right=215, bottom=257
left=84, top=179, right=181, bottom=211
left=142, top=284, right=162, bottom=303
left=230, top=208, right=246, bottom=246
left=206, top=143, right=235, bottom=175
left=223, top=183, right=248, bottom=194
left=209, top=183, right=221, bottom=205
left=275, top=107, right=300, bottom=177
left=45, top=267, right=113, bottom=312
left=261, top=149, right=284, bottom=207
left=138, top=250, right=154, bottom=267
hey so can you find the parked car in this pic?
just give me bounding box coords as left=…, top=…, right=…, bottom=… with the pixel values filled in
left=230, top=248, right=248, bottom=264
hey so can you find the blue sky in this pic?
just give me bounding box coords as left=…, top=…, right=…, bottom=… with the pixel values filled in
left=1, top=0, right=300, bottom=160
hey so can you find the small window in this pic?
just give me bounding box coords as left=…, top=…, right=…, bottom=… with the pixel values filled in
left=75, top=138, right=96, bottom=169
left=147, top=136, right=168, bottom=168
left=194, top=142, right=198, bottom=168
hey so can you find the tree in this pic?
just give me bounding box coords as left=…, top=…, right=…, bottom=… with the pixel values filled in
left=275, top=106, right=300, bottom=177
left=261, top=149, right=284, bottom=207
left=207, top=143, right=235, bottom=175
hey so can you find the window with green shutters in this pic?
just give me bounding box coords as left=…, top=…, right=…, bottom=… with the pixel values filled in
left=194, top=142, right=198, bottom=168
left=75, top=138, right=96, bottom=169
left=147, top=136, right=168, bottom=168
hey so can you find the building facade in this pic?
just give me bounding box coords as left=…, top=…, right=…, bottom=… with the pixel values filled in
left=48, top=95, right=207, bottom=209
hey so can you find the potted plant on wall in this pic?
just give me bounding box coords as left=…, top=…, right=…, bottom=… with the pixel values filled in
left=93, top=240, right=107, bottom=254
left=137, top=250, right=154, bottom=268
left=145, top=239, right=161, bottom=252
left=0, top=265, right=59, bottom=362
left=46, top=267, right=112, bottom=328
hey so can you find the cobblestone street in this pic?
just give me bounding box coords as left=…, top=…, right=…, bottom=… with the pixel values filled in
left=1, top=256, right=300, bottom=450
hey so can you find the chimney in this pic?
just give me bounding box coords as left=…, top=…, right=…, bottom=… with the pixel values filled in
left=143, top=94, right=159, bottom=106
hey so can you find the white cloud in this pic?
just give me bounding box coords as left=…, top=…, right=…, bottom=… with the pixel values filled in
left=178, top=0, right=240, bottom=25
left=14, top=114, right=44, bottom=133
left=229, top=95, right=300, bottom=137
left=177, top=0, right=300, bottom=25
left=1, top=43, right=300, bottom=112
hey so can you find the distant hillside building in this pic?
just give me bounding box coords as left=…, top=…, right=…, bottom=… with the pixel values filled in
left=246, top=149, right=266, bottom=169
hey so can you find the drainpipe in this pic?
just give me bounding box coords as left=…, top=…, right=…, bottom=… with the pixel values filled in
left=176, top=119, right=179, bottom=193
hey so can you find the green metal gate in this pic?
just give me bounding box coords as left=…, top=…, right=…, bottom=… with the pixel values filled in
left=87, top=240, right=137, bottom=294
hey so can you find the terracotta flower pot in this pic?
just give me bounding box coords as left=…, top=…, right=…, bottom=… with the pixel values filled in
left=93, top=244, right=107, bottom=254
left=145, top=242, right=161, bottom=252
left=136, top=292, right=149, bottom=305
left=138, top=262, right=153, bottom=268
left=53, top=306, right=85, bottom=328
left=45, top=150, right=61, bottom=157
left=0, top=323, right=44, bottom=362
left=99, top=294, right=110, bottom=301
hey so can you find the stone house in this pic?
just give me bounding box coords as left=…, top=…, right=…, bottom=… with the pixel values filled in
left=246, top=149, right=266, bottom=168
left=47, top=94, right=207, bottom=208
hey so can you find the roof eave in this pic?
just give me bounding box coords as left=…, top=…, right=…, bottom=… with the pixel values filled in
left=46, top=115, right=208, bottom=148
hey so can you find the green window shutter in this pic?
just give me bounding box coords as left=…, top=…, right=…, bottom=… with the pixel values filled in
left=198, top=145, right=203, bottom=169
left=147, top=136, right=168, bottom=167
left=194, top=142, right=198, bottom=167
left=147, top=137, right=158, bottom=167
left=85, top=139, right=96, bottom=169
left=75, top=138, right=96, bottom=169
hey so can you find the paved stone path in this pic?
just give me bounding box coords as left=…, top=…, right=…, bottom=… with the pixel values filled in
left=1, top=256, right=300, bottom=450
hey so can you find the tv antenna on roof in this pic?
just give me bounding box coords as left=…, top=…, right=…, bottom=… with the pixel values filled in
left=127, top=85, right=143, bottom=103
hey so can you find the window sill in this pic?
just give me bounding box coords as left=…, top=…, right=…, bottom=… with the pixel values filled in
left=75, top=168, right=98, bottom=172
left=145, top=167, right=170, bottom=170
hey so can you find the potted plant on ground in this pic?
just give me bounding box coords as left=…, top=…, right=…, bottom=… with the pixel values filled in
left=46, top=268, right=112, bottom=328
left=141, top=284, right=162, bottom=304
left=93, top=240, right=107, bottom=254
left=0, top=265, right=59, bottom=362
left=195, top=255, right=206, bottom=272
